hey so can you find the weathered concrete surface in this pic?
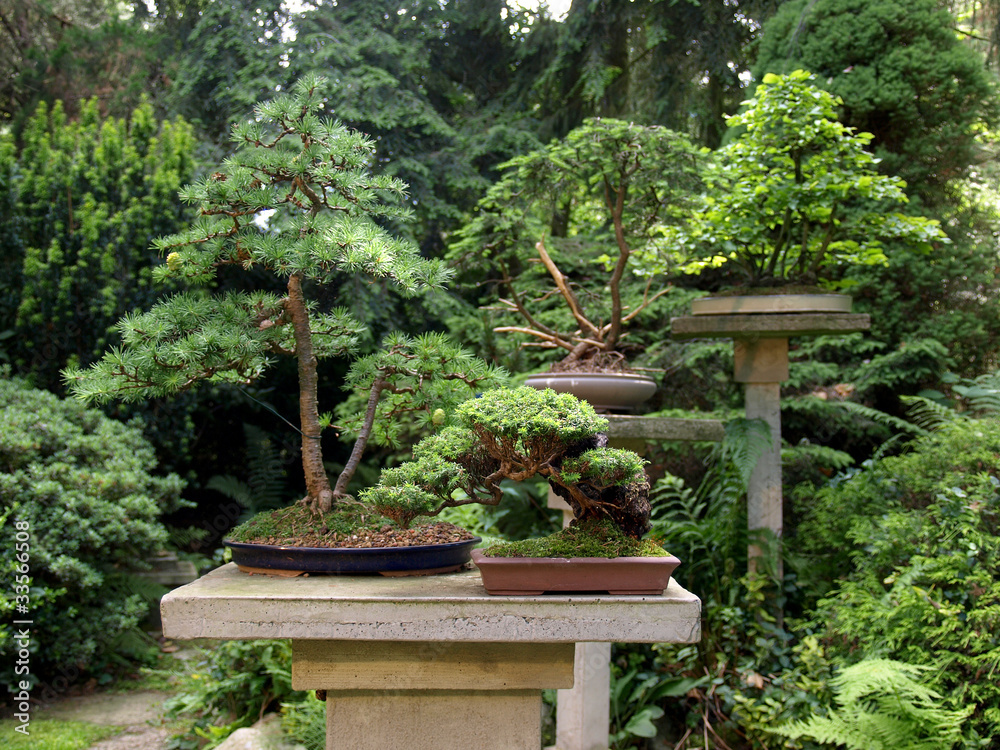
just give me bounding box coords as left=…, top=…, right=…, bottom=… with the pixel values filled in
left=604, top=415, right=724, bottom=442
left=670, top=313, right=870, bottom=340
left=555, top=642, right=611, bottom=750
left=735, top=338, right=789, bottom=383
left=292, top=640, right=575, bottom=691
left=326, top=690, right=541, bottom=750
left=745, top=382, right=783, bottom=579
left=161, top=564, right=702, bottom=645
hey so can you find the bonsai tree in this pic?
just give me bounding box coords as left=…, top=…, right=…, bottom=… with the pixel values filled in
left=664, top=70, right=948, bottom=288
left=451, top=119, right=704, bottom=372
left=64, top=76, right=501, bottom=516
left=361, top=387, right=653, bottom=543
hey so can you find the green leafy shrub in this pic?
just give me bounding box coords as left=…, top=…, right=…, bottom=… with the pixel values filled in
left=735, top=417, right=1000, bottom=745
left=0, top=374, right=189, bottom=690
left=364, top=387, right=655, bottom=540
left=667, top=69, right=947, bottom=288
left=771, top=659, right=973, bottom=750
left=0, top=97, right=196, bottom=392
left=280, top=692, right=326, bottom=750
left=164, top=640, right=306, bottom=749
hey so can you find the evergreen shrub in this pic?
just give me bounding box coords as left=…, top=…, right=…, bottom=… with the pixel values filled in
left=0, top=374, right=189, bottom=690
left=748, top=418, right=1000, bottom=745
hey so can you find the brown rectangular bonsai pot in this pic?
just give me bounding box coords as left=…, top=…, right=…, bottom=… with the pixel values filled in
left=471, top=549, right=681, bottom=595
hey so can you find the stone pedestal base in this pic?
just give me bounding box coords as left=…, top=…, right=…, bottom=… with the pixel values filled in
left=555, top=642, right=611, bottom=750
left=325, top=690, right=541, bottom=750
left=294, top=640, right=574, bottom=750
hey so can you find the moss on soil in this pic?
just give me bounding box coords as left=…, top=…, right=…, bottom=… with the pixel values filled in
left=226, top=503, right=474, bottom=548
left=481, top=518, right=668, bottom=559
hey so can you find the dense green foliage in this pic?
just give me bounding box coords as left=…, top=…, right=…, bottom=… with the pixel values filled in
left=163, top=639, right=306, bottom=749
left=668, top=71, right=947, bottom=287
left=5, top=3, right=1000, bottom=746
left=452, top=117, right=703, bottom=370
left=0, top=97, right=197, bottom=390
left=0, top=374, right=188, bottom=690
left=771, top=659, right=973, bottom=749
left=756, top=0, right=999, bottom=197
left=64, top=75, right=452, bottom=513
left=364, top=387, right=653, bottom=535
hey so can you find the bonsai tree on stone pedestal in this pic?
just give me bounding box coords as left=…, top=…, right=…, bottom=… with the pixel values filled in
left=363, top=386, right=662, bottom=556
left=662, top=70, right=948, bottom=291
left=451, top=118, right=704, bottom=374
left=64, top=76, right=503, bottom=558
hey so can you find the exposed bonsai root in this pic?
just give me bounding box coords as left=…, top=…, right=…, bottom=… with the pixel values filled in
left=550, top=477, right=651, bottom=539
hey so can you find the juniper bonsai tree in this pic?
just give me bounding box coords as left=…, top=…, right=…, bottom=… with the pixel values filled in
left=63, top=75, right=481, bottom=515
left=362, top=386, right=652, bottom=539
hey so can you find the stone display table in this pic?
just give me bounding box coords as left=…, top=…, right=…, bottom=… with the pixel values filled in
left=162, top=563, right=701, bottom=750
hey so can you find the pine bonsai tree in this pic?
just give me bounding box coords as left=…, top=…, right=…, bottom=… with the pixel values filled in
left=64, top=75, right=458, bottom=515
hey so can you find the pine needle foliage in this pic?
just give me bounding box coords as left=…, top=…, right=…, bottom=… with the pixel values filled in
left=64, top=75, right=452, bottom=512
left=772, top=659, right=973, bottom=750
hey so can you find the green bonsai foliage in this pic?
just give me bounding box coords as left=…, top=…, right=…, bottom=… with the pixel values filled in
left=62, top=75, right=465, bottom=515
left=362, top=387, right=653, bottom=541
left=666, top=70, right=948, bottom=288
left=451, top=118, right=703, bottom=371
left=332, top=331, right=505, bottom=498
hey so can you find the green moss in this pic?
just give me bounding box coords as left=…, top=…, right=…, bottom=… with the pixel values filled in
left=481, top=518, right=669, bottom=559
left=225, top=503, right=384, bottom=543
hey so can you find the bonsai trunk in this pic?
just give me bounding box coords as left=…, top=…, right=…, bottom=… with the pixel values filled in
left=286, top=273, right=335, bottom=514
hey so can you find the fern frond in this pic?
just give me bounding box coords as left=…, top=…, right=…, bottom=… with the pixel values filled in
left=243, top=424, right=288, bottom=511
left=831, top=659, right=938, bottom=705
left=770, top=659, right=972, bottom=750
left=206, top=474, right=253, bottom=506
left=953, top=379, right=1000, bottom=416
left=900, top=395, right=962, bottom=431
left=721, top=418, right=772, bottom=491
left=840, top=400, right=929, bottom=437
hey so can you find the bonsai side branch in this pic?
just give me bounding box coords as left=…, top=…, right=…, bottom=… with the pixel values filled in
left=535, top=237, right=602, bottom=341
left=333, top=375, right=387, bottom=499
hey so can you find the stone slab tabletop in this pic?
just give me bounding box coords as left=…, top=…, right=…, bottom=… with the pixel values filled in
left=162, top=563, right=702, bottom=644
left=671, top=312, right=870, bottom=340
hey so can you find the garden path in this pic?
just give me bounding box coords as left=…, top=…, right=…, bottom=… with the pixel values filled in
left=39, top=689, right=172, bottom=749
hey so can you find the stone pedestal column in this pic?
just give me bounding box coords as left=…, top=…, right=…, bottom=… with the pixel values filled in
left=544, top=417, right=724, bottom=750
left=734, top=337, right=787, bottom=578
left=294, top=640, right=573, bottom=750
left=548, top=490, right=611, bottom=750
left=671, top=309, right=870, bottom=589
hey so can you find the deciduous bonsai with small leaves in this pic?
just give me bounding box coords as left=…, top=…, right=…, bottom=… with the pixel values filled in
left=64, top=76, right=503, bottom=541
left=663, top=70, right=949, bottom=289
left=362, top=387, right=664, bottom=557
